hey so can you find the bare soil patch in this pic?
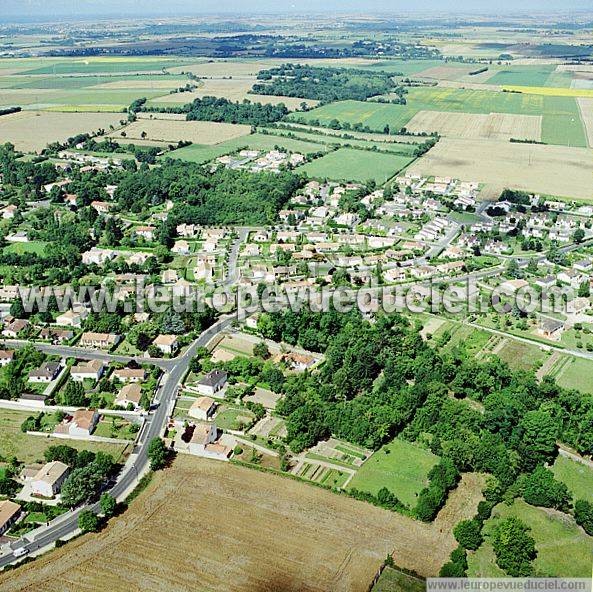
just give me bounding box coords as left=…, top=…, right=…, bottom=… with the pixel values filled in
left=0, top=456, right=457, bottom=592
left=408, top=137, right=593, bottom=201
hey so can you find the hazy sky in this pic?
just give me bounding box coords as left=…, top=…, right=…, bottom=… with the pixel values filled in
left=2, top=0, right=592, bottom=19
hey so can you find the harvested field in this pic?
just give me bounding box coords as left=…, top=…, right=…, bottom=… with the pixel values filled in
left=0, top=456, right=456, bottom=591
left=577, top=97, right=593, bottom=147
left=0, top=110, right=125, bottom=152
left=404, top=110, right=542, bottom=141
left=433, top=473, right=487, bottom=533
left=136, top=111, right=187, bottom=121
left=107, top=119, right=251, bottom=145
left=416, top=64, right=478, bottom=81
left=408, top=137, right=593, bottom=201
left=148, top=78, right=318, bottom=109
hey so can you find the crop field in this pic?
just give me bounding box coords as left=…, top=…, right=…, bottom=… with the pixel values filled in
left=0, top=408, right=130, bottom=464
left=298, top=148, right=414, bottom=183
left=269, top=127, right=419, bottom=155
left=577, top=98, right=593, bottom=147
left=147, top=77, right=318, bottom=109
left=289, top=100, right=418, bottom=133
left=0, top=456, right=460, bottom=591
left=20, top=58, right=188, bottom=75
left=0, top=110, right=126, bottom=152
left=468, top=499, right=593, bottom=577
left=404, top=110, right=542, bottom=141
left=168, top=132, right=330, bottom=163
left=364, top=59, right=446, bottom=75
left=415, top=64, right=481, bottom=81
left=290, top=89, right=587, bottom=146
left=106, top=119, right=251, bottom=145
left=347, top=439, right=439, bottom=508
left=485, top=65, right=558, bottom=87
left=551, top=455, right=593, bottom=503
left=408, top=138, right=593, bottom=201
left=503, top=85, right=593, bottom=98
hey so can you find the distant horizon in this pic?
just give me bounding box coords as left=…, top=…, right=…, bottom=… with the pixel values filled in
left=2, top=0, right=593, bottom=23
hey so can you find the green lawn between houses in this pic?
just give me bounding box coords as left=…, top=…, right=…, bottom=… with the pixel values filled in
left=347, top=438, right=439, bottom=508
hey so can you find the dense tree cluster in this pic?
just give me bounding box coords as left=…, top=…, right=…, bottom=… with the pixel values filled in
left=115, top=160, right=303, bottom=225
left=141, top=96, right=288, bottom=126
left=252, top=64, right=397, bottom=102
left=260, top=308, right=593, bottom=523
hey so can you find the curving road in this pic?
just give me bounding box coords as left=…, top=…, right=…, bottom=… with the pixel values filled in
left=0, top=315, right=235, bottom=569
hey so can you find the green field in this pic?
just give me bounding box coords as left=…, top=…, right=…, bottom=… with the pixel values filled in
left=167, top=132, right=329, bottom=164
left=365, top=59, right=446, bottom=75
left=552, top=356, right=593, bottom=394
left=292, top=87, right=587, bottom=147
left=0, top=408, right=130, bottom=464
left=551, top=455, right=593, bottom=503
left=486, top=65, right=558, bottom=87
left=468, top=499, right=593, bottom=577
left=298, top=148, right=414, bottom=183
left=268, top=127, right=419, bottom=156
left=21, top=59, right=187, bottom=75
left=3, top=241, right=48, bottom=256
left=289, top=100, right=417, bottom=134
left=371, top=567, right=425, bottom=592
left=347, top=438, right=439, bottom=507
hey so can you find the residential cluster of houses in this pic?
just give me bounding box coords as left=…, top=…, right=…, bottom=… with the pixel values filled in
left=216, top=149, right=305, bottom=173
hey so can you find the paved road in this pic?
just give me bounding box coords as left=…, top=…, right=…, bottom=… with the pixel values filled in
left=0, top=315, right=234, bottom=569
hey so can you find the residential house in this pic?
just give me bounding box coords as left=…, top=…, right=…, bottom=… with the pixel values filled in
left=64, top=409, right=99, bottom=437
left=113, top=368, right=145, bottom=383
left=70, top=359, right=104, bottom=382
left=0, top=500, right=21, bottom=536
left=90, top=201, right=112, bottom=215
left=134, top=226, right=155, bottom=242
left=28, top=361, right=61, bottom=384
left=188, top=396, right=216, bottom=421
left=171, top=240, right=191, bottom=255
left=40, top=327, right=74, bottom=344
left=30, top=461, right=69, bottom=498
left=79, top=332, right=120, bottom=349
left=197, top=370, right=227, bottom=396
left=152, top=334, right=179, bottom=356
left=115, top=383, right=142, bottom=409
left=0, top=350, right=14, bottom=367
left=188, top=423, right=217, bottom=455
left=81, top=247, right=116, bottom=266
left=539, top=318, right=564, bottom=341
left=56, top=309, right=85, bottom=328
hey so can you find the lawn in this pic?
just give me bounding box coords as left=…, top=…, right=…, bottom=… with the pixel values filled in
left=214, top=407, right=255, bottom=431
left=3, top=241, right=48, bottom=256
left=347, top=438, right=439, bottom=508
left=0, top=409, right=130, bottom=463
left=551, top=455, right=593, bottom=503
left=298, top=148, right=414, bottom=184
left=468, top=499, right=593, bottom=577
left=94, top=417, right=138, bottom=440
left=553, top=356, right=593, bottom=394
left=495, top=339, right=547, bottom=372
